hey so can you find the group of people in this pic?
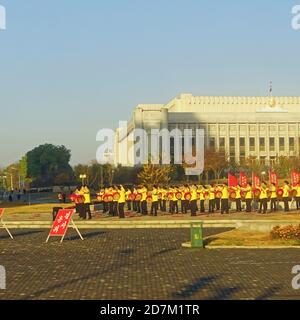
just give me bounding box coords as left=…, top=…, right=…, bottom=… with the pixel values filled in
left=73, top=185, right=92, bottom=220
left=96, top=181, right=300, bottom=218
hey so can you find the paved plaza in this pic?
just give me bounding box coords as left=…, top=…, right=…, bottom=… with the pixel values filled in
left=0, top=228, right=300, bottom=300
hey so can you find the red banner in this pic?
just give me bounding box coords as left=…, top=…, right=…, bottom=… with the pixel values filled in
left=269, top=171, right=278, bottom=186
left=49, top=209, right=73, bottom=236
left=252, top=172, right=261, bottom=188
left=228, top=173, right=238, bottom=188
left=46, top=209, right=84, bottom=243
left=291, top=171, right=300, bottom=187
left=0, top=208, right=4, bottom=218
left=239, top=172, right=248, bottom=187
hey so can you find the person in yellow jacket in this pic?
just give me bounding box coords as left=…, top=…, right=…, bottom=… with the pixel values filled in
left=159, top=187, right=167, bottom=212
left=190, top=185, right=198, bottom=216
left=171, top=186, right=179, bottom=214
left=208, top=184, right=216, bottom=213
left=214, top=185, right=221, bottom=211
left=117, top=185, right=126, bottom=219
left=269, top=183, right=277, bottom=212
left=141, top=185, right=148, bottom=215
left=125, top=188, right=132, bottom=211
left=258, top=182, right=268, bottom=214
left=180, top=185, right=188, bottom=214
left=82, top=185, right=92, bottom=220
left=232, top=185, right=242, bottom=212
left=151, top=185, right=159, bottom=216
left=221, top=183, right=229, bottom=214
left=198, top=185, right=206, bottom=213
left=242, top=182, right=253, bottom=213
left=295, top=182, right=300, bottom=210
left=282, top=181, right=291, bottom=212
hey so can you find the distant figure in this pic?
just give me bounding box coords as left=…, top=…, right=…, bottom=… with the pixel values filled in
left=9, top=190, right=13, bottom=202
left=17, top=189, right=21, bottom=201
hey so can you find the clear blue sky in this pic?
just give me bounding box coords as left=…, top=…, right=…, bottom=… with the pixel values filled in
left=0, top=0, right=299, bottom=166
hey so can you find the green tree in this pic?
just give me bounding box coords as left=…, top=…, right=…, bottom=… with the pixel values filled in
left=27, top=144, right=74, bottom=186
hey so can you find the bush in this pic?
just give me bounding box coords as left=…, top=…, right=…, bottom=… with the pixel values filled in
left=270, top=225, right=300, bottom=240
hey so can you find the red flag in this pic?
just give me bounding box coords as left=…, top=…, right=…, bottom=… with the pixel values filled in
left=239, top=172, right=248, bottom=187
left=291, top=171, right=300, bottom=187
left=269, top=171, right=278, bottom=186
left=228, top=173, right=238, bottom=188
left=252, top=172, right=261, bottom=188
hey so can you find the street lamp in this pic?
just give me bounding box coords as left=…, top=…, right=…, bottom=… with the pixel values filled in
left=79, top=174, right=87, bottom=185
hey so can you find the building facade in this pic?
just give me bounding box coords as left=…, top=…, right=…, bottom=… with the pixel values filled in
left=114, top=93, right=300, bottom=166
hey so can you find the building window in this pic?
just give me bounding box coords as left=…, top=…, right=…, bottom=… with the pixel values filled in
left=289, top=137, right=295, bottom=151
left=229, top=138, right=235, bottom=157
left=209, top=137, right=216, bottom=149
left=269, top=137, right=275, bottom=152
left=279, top=137, right=285, bottom=151
left=219, top=137, right=225, bottom=152
left=259, top=137, right=265, bottom=152
left=249, top=137, right=255, bottom=152
left=240, top=137, right=245, bottom=147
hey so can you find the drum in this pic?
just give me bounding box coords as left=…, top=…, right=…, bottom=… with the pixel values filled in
left=240, top=190, right=246, bottom=200
left=175, top=192, right=182, bottom=200
left=167, top=192, right=174, bottom=200
left=229, top=190, right=237, bottom=200
left=135, top=193, right=142, bottom=201
left=276, top=188, right=284, bottom=198
left=76, top=195, right=85, bottom=204
left=129, top=194, right=135, bottom=201
left=215, top=190, right=222, bottom=199
left=146, top=196, right=153, bottom=203
left=113, top=193, right=120, bottom=201
left=184, top=192, right=191, bottom=201
left=253, top=188, right=261, bottom=198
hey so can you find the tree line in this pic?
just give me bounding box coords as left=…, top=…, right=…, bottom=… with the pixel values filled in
left=1, top=144, right=300, bottom=190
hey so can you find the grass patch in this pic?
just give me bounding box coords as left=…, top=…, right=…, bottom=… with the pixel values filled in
left=206, top=229, right=300, bottom=247
left=0, top=203, right=72, bottom=215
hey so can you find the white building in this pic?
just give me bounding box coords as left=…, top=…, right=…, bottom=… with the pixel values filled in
left=115, top=93, right=300, bottom=166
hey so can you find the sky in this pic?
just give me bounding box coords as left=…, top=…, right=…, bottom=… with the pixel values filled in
left=0, top=0, right=299, bottom=166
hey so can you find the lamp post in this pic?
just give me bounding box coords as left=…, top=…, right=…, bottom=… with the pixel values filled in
left=79, top=174, right=87, bottom=185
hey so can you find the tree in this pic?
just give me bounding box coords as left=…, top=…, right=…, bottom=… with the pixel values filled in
left=138, top=164, right=174, bottom=186
left=27, top=144, right=74, bottom=186
left=204, top=148, right=229, bottom=182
